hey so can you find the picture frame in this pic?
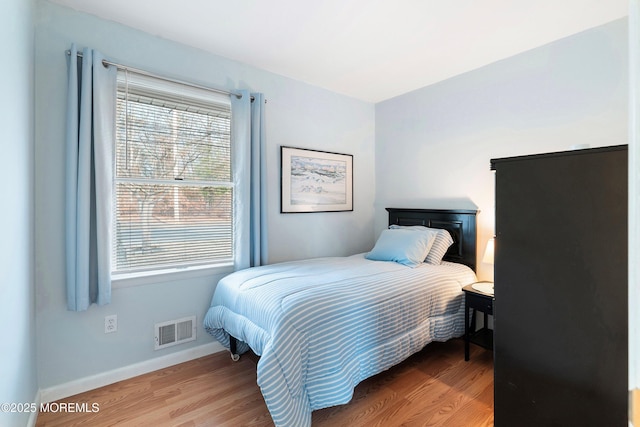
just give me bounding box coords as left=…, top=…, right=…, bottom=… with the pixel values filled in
left=280, top=146, right=353, bottom=213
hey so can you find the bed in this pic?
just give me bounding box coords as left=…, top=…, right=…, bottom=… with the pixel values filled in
left=203, top=208, right=478, bottom=427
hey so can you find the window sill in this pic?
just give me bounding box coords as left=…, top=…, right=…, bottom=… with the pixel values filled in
left=111, top=263, right=235, bottom=289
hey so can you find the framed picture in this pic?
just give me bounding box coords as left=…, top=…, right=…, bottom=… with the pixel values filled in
left=281, top=146, right=353, bottom=213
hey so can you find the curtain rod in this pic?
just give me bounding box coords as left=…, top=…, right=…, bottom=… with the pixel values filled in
left=66, top=49, right=249, bottom=101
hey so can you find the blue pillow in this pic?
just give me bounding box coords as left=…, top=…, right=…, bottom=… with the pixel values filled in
left=365, top=228, right=437, bottom=267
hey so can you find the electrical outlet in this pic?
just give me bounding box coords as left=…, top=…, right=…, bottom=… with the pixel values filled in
left=105, top=315, right=117, bottom=333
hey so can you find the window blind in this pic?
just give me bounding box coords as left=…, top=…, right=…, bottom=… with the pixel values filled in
left=113, top=71, right=233, bottom=274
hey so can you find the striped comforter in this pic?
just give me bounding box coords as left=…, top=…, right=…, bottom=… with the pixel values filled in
left=203, top=253, right=477, bottom=427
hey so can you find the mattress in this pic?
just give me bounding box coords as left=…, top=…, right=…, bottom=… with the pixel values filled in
left=203, top=253, right=477, bottom=427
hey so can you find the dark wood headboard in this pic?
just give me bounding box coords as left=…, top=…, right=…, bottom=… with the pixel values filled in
left=386, top=208, right=478, bottom=271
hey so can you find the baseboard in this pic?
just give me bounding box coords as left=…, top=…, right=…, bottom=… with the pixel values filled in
left=26, top=389, right=41, bottom=427
left=39, top=341, right=225, bottom=404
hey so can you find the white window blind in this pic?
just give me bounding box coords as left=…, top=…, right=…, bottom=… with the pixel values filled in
left=113, top=71, right=233, bottom=274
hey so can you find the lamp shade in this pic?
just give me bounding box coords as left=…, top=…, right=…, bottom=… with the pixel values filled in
left=482, top=237, right=495, bottom=265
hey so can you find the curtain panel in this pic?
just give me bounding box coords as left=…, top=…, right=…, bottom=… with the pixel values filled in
left=231, top=91, right=267, bottom=269
left=65, top=44, right=116, bottom=311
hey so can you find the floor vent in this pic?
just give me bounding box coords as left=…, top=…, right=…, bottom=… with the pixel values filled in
left=154, top=316, right=196, bottom=350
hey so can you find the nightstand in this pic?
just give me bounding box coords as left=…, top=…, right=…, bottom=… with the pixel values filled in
left=462, top=282, right=494, bottom=361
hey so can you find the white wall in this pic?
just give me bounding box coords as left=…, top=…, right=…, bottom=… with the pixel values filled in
left=34, top=1, right=375, bottom=392
left=375, top=18, right=628, bottom=281
left=0, top=0, right=38, bottom=426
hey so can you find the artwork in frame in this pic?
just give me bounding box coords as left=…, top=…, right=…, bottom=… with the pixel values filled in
left=281, top=146, right=353, bottom=213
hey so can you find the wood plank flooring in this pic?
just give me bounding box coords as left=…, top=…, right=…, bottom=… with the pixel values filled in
left=36, top=339, right=493, bottom=427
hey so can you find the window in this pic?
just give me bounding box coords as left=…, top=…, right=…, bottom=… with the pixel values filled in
left=113, top=71, right=233, bottom=276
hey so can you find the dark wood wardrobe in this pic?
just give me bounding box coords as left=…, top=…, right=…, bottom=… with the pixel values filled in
left=491, top=145, right=628, bottom=427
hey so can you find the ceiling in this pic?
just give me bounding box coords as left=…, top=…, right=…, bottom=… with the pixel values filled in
left=48, top=0, right=628, bottom=103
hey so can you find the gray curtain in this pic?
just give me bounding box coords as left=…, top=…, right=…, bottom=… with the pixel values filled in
left=231, top=90, right=267, bottom=269
left=65, top=44, right=116, bottom=311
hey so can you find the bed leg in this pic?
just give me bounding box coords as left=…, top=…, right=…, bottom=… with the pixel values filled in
left=229, top=336, right=240, bottom=361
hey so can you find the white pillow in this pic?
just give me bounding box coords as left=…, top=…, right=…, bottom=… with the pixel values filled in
left=365, top=228, right=437, bottom=267
left=389, top=225, right=454, bottom=265
left=425, top=229, right=454, bottom=265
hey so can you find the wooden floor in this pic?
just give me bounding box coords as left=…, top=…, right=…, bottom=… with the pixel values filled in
left=36, top=339, right=493, bottom=427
